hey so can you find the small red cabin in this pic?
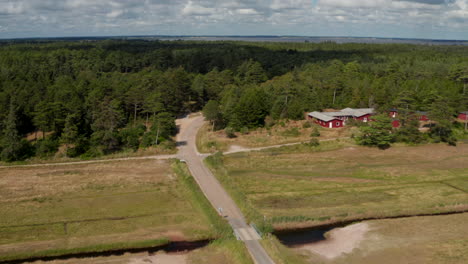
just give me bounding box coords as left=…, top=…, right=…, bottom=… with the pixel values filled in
left=308, top=112, right=344, bottom=128
left=389, top=109, right=398, bottom=118
left=416, top=111, right=430, bottom=121
left=459, top=112, right=468, bottom=120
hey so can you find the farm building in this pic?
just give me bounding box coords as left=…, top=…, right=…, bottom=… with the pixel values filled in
left=389, top=108, right=398, bottom=118
left=392, top=120, right=401, bottom=128
left=459, top=111, right=468, bottom=120
left=416, top=111, right=430, bottom=121
left=307, top=108, right=374, bottom=128
left=308, top=111, right=344, bottom=128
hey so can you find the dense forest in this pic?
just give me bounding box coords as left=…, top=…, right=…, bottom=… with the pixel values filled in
left=0, top=40, right=467, bottom=161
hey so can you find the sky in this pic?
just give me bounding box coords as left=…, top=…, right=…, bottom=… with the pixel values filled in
left=0, top=0, right=467, bottom=40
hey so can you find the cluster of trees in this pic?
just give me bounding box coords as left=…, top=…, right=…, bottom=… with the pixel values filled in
left=0, top=40, right=467, bottom=161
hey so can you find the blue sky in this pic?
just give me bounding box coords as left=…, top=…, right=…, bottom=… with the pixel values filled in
left=0, top=0, right=467, bottom=40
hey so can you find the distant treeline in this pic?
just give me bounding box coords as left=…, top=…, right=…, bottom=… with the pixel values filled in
left=0, top=40, right=466, bottom=161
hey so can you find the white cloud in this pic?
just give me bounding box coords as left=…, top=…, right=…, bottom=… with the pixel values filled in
left=0, top=0, right=465, bottom=39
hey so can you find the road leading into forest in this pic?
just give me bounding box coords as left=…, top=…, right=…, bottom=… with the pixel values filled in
left=177, top=115, right=275, bottom=264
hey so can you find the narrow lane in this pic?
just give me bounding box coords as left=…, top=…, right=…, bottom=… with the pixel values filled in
left=177, top=115, right=275, bottom=264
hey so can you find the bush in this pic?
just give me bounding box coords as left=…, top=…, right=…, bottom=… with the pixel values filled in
left=80, top=147, right=103, bottom=159
left=1, top=139, right=34, bottom=162
left=281, top=127, right=300, bottom=137
left=240, top=126, right=249, bottom=135
left=35, top=138, right=59, bottom=158
left=160, top=140, right=176, bottom=150
left=310, top=127, right=320, bottom=137
left=225, top=127, right=237, bottom=138
left=302, top=122, right=312, bottom=128
left=308, top=138, right=320, bottom=147
left=264, top=116, right=275, bottom=128
left=66, top=137, right=89, bottom=157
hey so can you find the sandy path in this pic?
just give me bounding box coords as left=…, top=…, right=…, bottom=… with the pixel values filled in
left=224, top=137, right=350, bottom=155
left=298, top=223, right=370, bottom=259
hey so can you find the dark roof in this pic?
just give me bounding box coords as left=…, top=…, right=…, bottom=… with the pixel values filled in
left=416, top=111, right=428, bottom=115
left=460, top=111, right=468, bottom=115
left=389, top=108, right=398, bottom=112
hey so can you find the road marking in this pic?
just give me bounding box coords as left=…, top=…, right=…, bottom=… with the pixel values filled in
left=234, top=227, right=261, bottom=241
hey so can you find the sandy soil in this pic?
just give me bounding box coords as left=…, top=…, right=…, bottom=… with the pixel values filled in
left=298, top=223, right=370, bottom=259
left=128, top=253, right=187, bottom=264
left=31, top=252, right=187, bottom=264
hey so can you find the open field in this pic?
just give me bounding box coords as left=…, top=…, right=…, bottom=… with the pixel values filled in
left=197, top=120, right=352, bottom=153
left=294, top=213, right=468, bottom=264
left=207, top=142, right=468, bottom=229
left=0, top=159, right=215, bottom=262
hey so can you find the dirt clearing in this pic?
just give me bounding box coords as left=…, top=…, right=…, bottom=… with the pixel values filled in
left=297, top=223, right=370, bottom=259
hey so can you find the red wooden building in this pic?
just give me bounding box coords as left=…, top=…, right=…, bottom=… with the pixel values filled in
left=459, top=111, right=468, bottom=120
left=392, top=120, right=401, bottom=128
left=416, top=111, right=430, bottom=121
left=308, top=112, right=344, bottom=128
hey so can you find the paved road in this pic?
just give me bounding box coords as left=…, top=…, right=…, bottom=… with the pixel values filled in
left=177, top=115, right=275, bottom=264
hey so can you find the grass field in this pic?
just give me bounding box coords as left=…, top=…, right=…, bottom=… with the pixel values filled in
left=0, top=159, right=215, bottom=261
left=207, top=142, right=468, bottom=230
left=297, top=213, right=468, bottom=264
left=197, top=120, right=352, bottom=153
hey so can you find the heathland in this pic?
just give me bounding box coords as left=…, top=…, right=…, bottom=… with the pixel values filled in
left=207, top=142, right=468, bottom=230
left=0, top=159, right=221, bottom=262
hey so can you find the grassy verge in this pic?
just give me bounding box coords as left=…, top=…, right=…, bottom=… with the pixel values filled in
left=0, top=239, right=169, bottom=263
left=173, top=161, right=255, bottom=264
left=172, top=161, right=232, bottom=237
left=260, top=235, right=309, bottom=264
left=188, top=239, right=254, bottom=264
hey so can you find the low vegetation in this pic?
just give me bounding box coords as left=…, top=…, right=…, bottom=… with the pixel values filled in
left=0, top=159, right=215, bottom=262
left=197, top=120, right=351, bottom=153
left=299, top=213, right=468, bottom=264
left=207, top=143, right=468, bottom=230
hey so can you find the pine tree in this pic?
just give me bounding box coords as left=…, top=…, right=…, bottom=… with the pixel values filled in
left=1, top=101, right=23, bottom=161
left=358, top=114, right=394, bottom=149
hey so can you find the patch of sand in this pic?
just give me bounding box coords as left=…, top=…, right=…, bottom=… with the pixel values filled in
left=128, top=253, right=187, bottom=264
left=299, top=222, right=370, bottom=259
left=227, top=145, right=249, bottom=153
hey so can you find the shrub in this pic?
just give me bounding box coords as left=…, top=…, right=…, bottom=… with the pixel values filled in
left=281, top=127, right=300, bottom=137
left=160, top=140, right=176, bottom=149
left=264, top=116, right=275, bottom=128
left=35, top=138, right=59, bottom=158
left=308, top=138, right=320, bottom=147
left=240, top=126, right=249, bottom=135
left=66, top=137, right=89, bottom=157
left=225, top=127, right=237, bottom=138
left=302, top=122, right=312, bottom=128
left=310, top=127, right=321, bottom=137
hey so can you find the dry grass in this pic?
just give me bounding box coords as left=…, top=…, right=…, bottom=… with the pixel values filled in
left=217, top=143, right=468, bottom=229
left=0, top=159, right=214, bottom=258
left=197, top=120, right=352, bottom=153
left=309, top=213, right=468, bottom=264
